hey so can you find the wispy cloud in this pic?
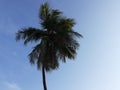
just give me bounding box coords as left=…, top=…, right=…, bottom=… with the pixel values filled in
left=4, top=82, right=21, bottom=90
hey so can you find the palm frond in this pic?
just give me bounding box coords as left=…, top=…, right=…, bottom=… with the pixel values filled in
left=16, top=27, right=47, bottom=45
left=28, top=44, right=42, bottom=64
left=51, top=9, right=62, bottom=17
left=39, top=2, right=50, bottom=21
left=70, top=30, right=83, bottom=38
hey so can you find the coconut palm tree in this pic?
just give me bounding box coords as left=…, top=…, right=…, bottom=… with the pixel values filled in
left=16, top=2, right=82, bottom=90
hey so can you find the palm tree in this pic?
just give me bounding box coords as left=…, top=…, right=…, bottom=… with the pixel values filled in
left=16, top=2, right=82, bottom=90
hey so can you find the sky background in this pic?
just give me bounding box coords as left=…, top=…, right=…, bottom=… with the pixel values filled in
left=0, top=0, right=120, bottom=90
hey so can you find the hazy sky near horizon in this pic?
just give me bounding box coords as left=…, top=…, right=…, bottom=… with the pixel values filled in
left=0, top=0, right=120, bottom=90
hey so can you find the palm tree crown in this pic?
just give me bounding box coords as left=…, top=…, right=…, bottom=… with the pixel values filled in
left=16, top=3, right=82, bottom=71
left=16, top=2, right=82, bottom=90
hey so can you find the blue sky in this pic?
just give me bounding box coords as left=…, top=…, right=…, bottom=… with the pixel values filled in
left=0, top=0, right=120, bottom=90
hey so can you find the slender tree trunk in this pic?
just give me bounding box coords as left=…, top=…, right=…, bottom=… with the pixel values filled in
left=42, top=65, right=47, bottom=90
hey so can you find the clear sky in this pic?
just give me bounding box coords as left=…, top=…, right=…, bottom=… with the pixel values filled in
left=0, top=0, right=120, bottom=90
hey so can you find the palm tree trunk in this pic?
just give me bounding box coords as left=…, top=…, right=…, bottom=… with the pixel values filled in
left=42, top=65, right=47, bottom=90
